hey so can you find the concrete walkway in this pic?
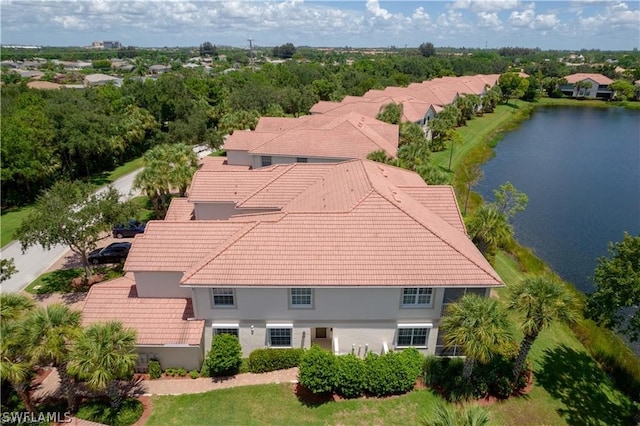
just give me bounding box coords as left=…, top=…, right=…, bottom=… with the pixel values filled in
left=33, top=367, right=299, bottom=401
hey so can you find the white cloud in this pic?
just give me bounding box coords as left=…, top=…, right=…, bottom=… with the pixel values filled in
left=477, top=11, right=502, bottom=28
left=451, top=0, right=520, bottom=12
left=508, top=9, right=535, bottom=27
left=533, top=13, right=559, bottom=30
left=366, top=0, right=392, bottom=20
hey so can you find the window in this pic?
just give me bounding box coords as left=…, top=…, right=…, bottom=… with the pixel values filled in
left=443, top=288, right=486, bottom=306
left=268, top=328, right=292, bottom=347
left=401, top=288, right=433, bottom=307
left=290, top=288, right=313, bottom=308
left=435, top=331, right=463, bottom=356
left=296, top=157, right=308, bottom=163
left=211, top=288, right=235, bottom=307
left=213, top=328, right=239, bottom=338
left=261, top=156, right=272, bottom=167
left=397, top=327, right=429, bottom=347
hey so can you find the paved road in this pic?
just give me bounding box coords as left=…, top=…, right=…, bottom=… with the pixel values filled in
left=0, top=170, right=142, bottom=293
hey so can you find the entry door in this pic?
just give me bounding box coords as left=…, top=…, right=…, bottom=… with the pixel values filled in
left=315, top=327, right=327, bottom=339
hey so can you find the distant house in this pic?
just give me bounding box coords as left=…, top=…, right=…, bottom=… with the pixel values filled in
left=561, top=73, right=614, bottom=99
left=223, top=112, right=399, bottom=168
left=80, top=159, right=504, bottom=370
left=83, top=73, right=122, bottom=87
left=27, top=81, right=62, bottom=90
left=149, top=64, right=170, bottom=74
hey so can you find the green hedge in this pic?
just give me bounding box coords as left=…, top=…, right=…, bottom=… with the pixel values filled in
left=204, top=334, right=243, bottom=377
left=148, top=359, right=162, bottom=380
left=334, top=354, right=365, bottom=398
left=299, top=345, right=336, bottom=394
left=247, top=348, right=305, bottom=373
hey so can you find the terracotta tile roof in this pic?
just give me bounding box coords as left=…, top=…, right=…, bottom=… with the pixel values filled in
left=26, top=81, right=62, bottom=90
left=124, top=221, right=248, bottom=271
left=224, top=113, right=398, bottom=159
left=199, top=156, right=251, bottom=172
left=564, top=73, right=613, bottom=85
left=165, top=198, right=194, bottom=221
left=254, top=116, right=312, bottom=132
left=188, top=167, right=283, bottom=203
left=82, top=275, right=204, bottom=346
left=171, top=160, right=502, bottom=287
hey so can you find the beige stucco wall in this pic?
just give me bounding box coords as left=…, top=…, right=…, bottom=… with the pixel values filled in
left=136, top=344, right=204, bottom=372
left=134, top=271, right=189, bottom=298
left=192, top=287, right=446, bottom=322
left=194, top=202, right=276, bottom=220
left=226, top=150, right=252, bottom=166
left=250, top=155, right=349, bottom=169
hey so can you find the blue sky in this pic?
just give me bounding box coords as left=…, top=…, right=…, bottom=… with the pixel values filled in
left=1, top=1, right=639, bottom=50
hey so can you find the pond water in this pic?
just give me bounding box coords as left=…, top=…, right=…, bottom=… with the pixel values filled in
left=476, top=106, right=640, bottom=294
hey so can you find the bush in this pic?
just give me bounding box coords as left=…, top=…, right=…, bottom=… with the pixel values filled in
left=177, top=368, right=187, bottom=377
left=399, top=347, right=424, bottom=380
left=76, top=398, right=143, bottom=426
left=364, top=351, right=419, bottom=397
left=200, top=359, right=210, bottom=378
left=204, top=334, right=242, bottom=377
left=189, top=370, right=199, bottom=379
left=248, top=348, right=304, bottom=373
left=334, top=354, right=365, bottom=398
left=148, top=359, right=161, bottom=380
left=299, top=345, right=336, bottom=394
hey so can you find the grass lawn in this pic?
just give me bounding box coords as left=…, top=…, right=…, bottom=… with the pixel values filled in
left=147, top=384, right=442, bottom=426
left=89, top=156, right=144, bottom=186
left=1, top=206, right=32, bottom=248
left=24, top=268, right=84, bottom=294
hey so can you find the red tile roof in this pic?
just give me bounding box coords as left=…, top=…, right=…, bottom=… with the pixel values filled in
left=165, top=198, right=194, bottom=221
left=199, top=156, right=251, bottom=172
left=565, top=73, right=613, bottom=85
left=125, top=160, right=502, bottom=287
left=82, top=275, right=204, bottom=346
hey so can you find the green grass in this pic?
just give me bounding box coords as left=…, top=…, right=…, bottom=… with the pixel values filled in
left=24, top=268, right=84, bottom=294
left=76, top=398, right=143, bottom=426
left=1, top=206, right=32, bottom=248
left=147, top=383, right=442, bottom=426
left=130, top=195, right=157, bottom=222
left=89, top=156, right=144, bottom=186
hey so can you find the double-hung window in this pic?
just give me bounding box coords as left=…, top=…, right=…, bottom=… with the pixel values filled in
left=211, top=288, right=235, bottom=307
left=212, top=323, right=239, bottom=338
left=267, top=324, right=293, bottom=347
left=401, top=288, right=433, bottom=307
left=396, top=325, right=430, bottom=348
left=290, top=288, right=313, bottom=308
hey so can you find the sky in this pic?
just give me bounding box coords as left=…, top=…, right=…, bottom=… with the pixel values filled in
left=1, top=1, right=639, bottom=51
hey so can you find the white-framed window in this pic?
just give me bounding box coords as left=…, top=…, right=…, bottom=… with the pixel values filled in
left=261, top=156, right=272, bottom=167
left=442, top=288, right=487, bottom=307
left=290, top=288, right=313, bottom=308
left=401, top=288, right=433, bottom=307
left=266, top=324, right=293, bottom=347
left=212, top=323, right=239, bottom=339
left=397, top=327, right=429, bottom=348
left=211, top=288, right=235, bottom=307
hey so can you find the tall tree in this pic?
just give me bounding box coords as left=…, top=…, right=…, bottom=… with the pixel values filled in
left=498, top=73, right=528, bottom=104
left=440, top=294, right=512, bottom=380
left=508, top=275, right=579, bottom=380
left=419, top=42, right=436, bottom=58
left=0, top=258, right=17, bottom=283
left=376, top=102, right=403, bottom=125
left=16, top=181, right=136, bottom=282
left=585, top=233, right=640, bottom=341
left=459, top=164, right=483, bottom=216
left=69, top=321, right=138, bottom=410
left=492, top=181, right=528, bottom=220
left=23, top=304, right=82, bottom=413
left=466, top=204, right=513, bottom=257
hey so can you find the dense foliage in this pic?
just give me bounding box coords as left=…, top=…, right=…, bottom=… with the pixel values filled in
left=247, top=348, right=304, bottom=373
left=148, top=360, right=162, bottom=380
left=298, top=345, right=337, bottom=394
left=203, top=334, right=243, bottom=377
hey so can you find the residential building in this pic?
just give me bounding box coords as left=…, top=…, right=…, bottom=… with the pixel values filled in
left=83, top=73, right=123, bottom=87
left=81, top=159, right=504, bottom=370
left=561, top=73, right=614, bottom=99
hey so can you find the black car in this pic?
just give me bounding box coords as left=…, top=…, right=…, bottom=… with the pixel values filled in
left=88, top=242, right=132, bottom=265
left=112, top=220, right=146, bottom=238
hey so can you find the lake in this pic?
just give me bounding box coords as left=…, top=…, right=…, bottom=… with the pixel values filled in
left=476, top=106, right=640, bottom=294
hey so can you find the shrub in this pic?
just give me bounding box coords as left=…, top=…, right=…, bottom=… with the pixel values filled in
left=148, top=359, right=161, bottom=380
left=423, top=355, right=443, bottom=387
left=364, top=351, right=418, bottom=397
left=200, top=359, right=210, bottom=378
left=189, top=370, right=199, bottom=379
left=399, top=347, right=424, bottom=380
left=177, top=368, right=187, bottom=377
left=334, top=354, right=365, bottom=398
left=76, top=398, right=143, bottom=426
left=204, top=334, right=242, bottom=377
left=299, top=345, right=336, bottom=394
left=248, top=348, right=304, bottom=373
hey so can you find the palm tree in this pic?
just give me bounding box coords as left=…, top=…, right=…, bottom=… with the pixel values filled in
left=440, top=294, right=512, bottom=380
left=0, top=293, right=36, bottom=412
left=466, top=204, right=513, bottom=257
left=422, top=402, right=491, bottom=426
left=69, top=321, right=137, bottom=410
left=507, top=275, right=580, bottom=381
left=23, top=304, right=82, bottom=412
left=131, top=57, right=149, bottom=77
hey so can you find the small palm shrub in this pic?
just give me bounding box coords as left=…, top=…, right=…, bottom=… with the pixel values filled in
left=298, top=345, right=336, bottom=394
left=334, top=354, right=365, bottom=398
left=204, top=334, right=242, bottom=377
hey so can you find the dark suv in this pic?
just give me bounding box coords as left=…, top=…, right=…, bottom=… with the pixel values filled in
left=88, top=242, right=132, bottom=264
left=112, top=220, right=146, bottom=238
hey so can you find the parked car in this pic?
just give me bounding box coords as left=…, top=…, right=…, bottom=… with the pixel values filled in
left=112, top=220, right=146, bottom=238
left=88, top=242, right=132, bottom=265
